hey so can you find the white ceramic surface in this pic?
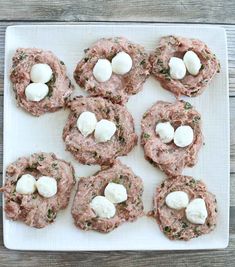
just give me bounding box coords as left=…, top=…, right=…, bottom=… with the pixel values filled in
left=3, top=24, right=229, bottom=250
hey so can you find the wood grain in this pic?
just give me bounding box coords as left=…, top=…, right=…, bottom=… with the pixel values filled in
left=0, top=1, right=235, bottom=24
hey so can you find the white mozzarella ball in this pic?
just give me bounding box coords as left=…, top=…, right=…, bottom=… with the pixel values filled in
left=25, top=83, right=49, bottom=102
left=77, top=111, right=97, bottom=137
left=183, top=51, right=201, bottom=76
left=111, top=51, right=133, bottom=75
left=168, top=57, right=186, bottom=79
left=94, top=119, right=116, bottom=143
left=16, top=174, right=37, bottom=195
left=174, top=125, right=194, bottom=147
left=165, top=191, right=189, bottom=210
left=90, top=196, right=116, bottom=218
left=155, top=122, right=174, bottom=143
left=93, top=59, right=112, bottom=82
left=104, top=182, right=128, bottom=204
left=186, top=198, right=208, bottom=224
left=36, top=176, right=57, bottom=198
left=30, top=63, right=53, bottom=83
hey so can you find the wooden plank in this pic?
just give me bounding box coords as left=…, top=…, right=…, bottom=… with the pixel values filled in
left=0, top=23, right=234, bottom=95
left=0, top=1, right=235, bottom=24
left=0, top=207, right=234, bottom=266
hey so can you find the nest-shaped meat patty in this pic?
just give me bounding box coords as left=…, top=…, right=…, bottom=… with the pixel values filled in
left=63, top=96, right=138, bottom=165
left=141, top=100, right=203, bottom=176
left=72, top=160, right=144, bottom=233
left=150, top=175, right=217, bottom=241
left=1, top=152, right=75, bottom=228
left=150, top=35, right=220, bottom=97
left=10, top=48, right=74, bottom=116
left=74, top=37, right=151, bottom=104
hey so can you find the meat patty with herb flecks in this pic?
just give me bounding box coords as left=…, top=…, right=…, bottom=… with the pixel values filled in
left=150, top=35, right=220, bottom=97
left=149, top=175, right=217, bottom=241
left=0, top=152, right=75, bottom=228
left=141, top=100, right=203, bottom=176
left=72, top=160, right=144, bottom=233
left=74, top=37, right=151, bottom=104
left=63, top=96, right=138, bottom=165
left=10, top=48, right=74, bottom=116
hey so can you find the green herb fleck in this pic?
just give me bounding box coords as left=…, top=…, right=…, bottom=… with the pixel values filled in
left=140, top=59, right=145, bottom=65
left=193, top=226, right=200, bottom=236
left=93, top=151, right=101, bottom=159
left=217, top=62, right=221, bottom=73
left=60, top=60, right=65, bottom=65
left=184, top=102, right=192, bottom=110
left=157, top=59, right=164, bottom=66
left=142, top=112, right=148, bottom=119
left=159, top=68, right=170, bottom=75
left=47, top=209, right=56, bottom=222
left=114, top=95, right=122, bottom=102
left=19, top=52, right=27, bottom=61
left=52, top=162, right=58, bottom=170
left=182, top=222, right=188, bottom=229
left=164, top=226, right=171, bottom=233
left=193, top=116, right=201, bottom=124
left=200, top=64, right=205, bottom=71
left=118, top=136, right=126, bottom=144
left=38, top=155, right=45, bottom=161
left=187, top=179, right=196, bottom=188
left=46, top=73, right=56, bottom=97
left=143, top=133, right=150, bottom=139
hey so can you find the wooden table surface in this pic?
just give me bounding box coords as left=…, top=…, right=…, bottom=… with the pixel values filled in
left=0, top=1, right=235, bottom=266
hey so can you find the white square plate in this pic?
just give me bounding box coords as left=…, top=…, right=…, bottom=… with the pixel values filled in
left=3, top=24, right=229, bottom=250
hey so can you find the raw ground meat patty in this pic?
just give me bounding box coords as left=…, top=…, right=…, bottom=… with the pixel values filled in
left=141, top=100, right=203, bottom=176
left=150, top=175, right=217, bottom=241
left=150, top=35, right=220, bottom=97
left=63, top=96, right=138, bottom=165
left=74, top=37, right=151, bottom=104
left=10, top=48, right=74, bottom=116
left=72, top=160, right=144, bottom=233
left=0, top=152, right=75, bottom=228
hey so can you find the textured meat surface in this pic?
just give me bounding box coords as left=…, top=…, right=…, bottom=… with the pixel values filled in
left=72, top=160, right=144, bottom=233
left=1, top=152, right=75, bottom=228
left=74, top=37, right=151, bottom=104
left=141, top=101, right=203, bottom=176
left=150, top=35, right=220, bottom=97
left=150, top=175, right=217, bottom=241
left=10, top=48, right=74, bottom=116
left=63, top=96, right=138, bottom=165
